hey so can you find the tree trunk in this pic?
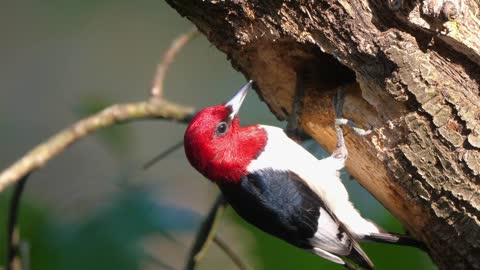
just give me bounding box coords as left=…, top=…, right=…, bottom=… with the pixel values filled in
left=165, top=1, right=480, bottom=269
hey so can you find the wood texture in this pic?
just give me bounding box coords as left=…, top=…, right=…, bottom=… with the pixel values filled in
left=165, top=1, right=480, bottom=269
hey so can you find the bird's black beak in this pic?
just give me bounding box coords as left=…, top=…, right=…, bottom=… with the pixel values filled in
left=226, top=80, right=252, bottom=121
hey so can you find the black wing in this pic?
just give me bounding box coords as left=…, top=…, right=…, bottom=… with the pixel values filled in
left=219, top=168, right=373, bottom=270
left=220, top=169, right=323, bottom=248
left=219, top=169, right=373, bottom=269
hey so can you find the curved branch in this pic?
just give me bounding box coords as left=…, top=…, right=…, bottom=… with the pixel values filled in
left=0, top=99, right=194, bottom=192
left=143, top=140, right=184, bottom=170
left=184, top=194, right=228, bottom=270
left=213, top=235, right=252, bottom=270
left=151, top=27, right=199, bottom=98
left=6, top=173, right=29, bottom=270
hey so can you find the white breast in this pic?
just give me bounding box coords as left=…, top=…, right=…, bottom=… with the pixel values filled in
left=247, top=125, right=379, bottom=238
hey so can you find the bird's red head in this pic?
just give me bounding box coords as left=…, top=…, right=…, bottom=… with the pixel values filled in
left=184, top=81, right=267, bottom=183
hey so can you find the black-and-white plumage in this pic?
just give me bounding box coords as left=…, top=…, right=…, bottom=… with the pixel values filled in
left=184, top=82, right=426, bottom=270
left=219, top=168, right=374, bottom=269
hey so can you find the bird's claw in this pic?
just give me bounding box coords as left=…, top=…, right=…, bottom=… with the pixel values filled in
left=335, top=118, right=372, bottom=136
left=334, top=87, right=372, bottom=136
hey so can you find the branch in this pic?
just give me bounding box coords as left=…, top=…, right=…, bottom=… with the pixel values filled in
left=6, top=173, right=29, bottom=270
left=143, top=27, right=200, bottom=168
left=0, top=100, right=194, bottom=193
left=151, top=27, right=199, bottom=98
left=0, top=26, right=202, bottom=193
left=184, top=194, right=228, bottom=270
left=213, top=235, right=252, bottom=270
left=143, top=140, right=184, bottom=170
left=18, top=243, right=29, bottom=270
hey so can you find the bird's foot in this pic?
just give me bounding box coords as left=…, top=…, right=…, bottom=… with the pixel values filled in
left=334, top=88, right=372, bottom=136
left=332, top=88, right=348, bottom=161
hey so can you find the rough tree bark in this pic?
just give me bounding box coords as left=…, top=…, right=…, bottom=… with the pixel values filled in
left=164, top=1, right=480, bottom=269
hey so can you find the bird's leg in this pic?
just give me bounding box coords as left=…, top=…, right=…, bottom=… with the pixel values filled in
left=286, top=72, right=309, bottom=143
left=334, top=88, right=372, bottom=137
left=332, top=87, right=349, bottom=162
left=332, top=87, right=372, bottom=161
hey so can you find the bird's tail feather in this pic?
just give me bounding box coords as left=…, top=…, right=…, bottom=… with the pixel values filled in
left=347, top=241, right=375, bottom=270
left=364, top=232, right=427, bottom=251
left=343, top=261, right=360, bottom=270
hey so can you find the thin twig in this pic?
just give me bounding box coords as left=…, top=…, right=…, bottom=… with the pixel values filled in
left=143, top=140, right=184, bottom=170
left=6, top=173, right=29, bottom=270
left=142, top=252, right=177, bottom=270
left=213, top=235, right=252, bottom=270
left=151, top=27, right=199, bottom=98
left=19, top=243, right=29, bottom=270
left=0, top=100, right=194, bottom=192
left=184, top=194, right=228, bottom=270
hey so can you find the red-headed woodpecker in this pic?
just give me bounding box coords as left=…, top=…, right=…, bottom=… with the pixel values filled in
left=184, top=81, right=425, bottom=270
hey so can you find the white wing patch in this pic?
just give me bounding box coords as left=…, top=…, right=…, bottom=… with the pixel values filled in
left=309, top=208, right=351, bottom=255
left=311, top=248, right=345, bottom=265
left=247, top=125, right=380, bottom=238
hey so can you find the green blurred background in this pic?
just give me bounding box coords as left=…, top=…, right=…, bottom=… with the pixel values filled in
left=0, top=1, right=435, bottom=269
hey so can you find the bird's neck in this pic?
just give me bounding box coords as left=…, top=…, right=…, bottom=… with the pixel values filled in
left=208, top=125, right=267, bottom=183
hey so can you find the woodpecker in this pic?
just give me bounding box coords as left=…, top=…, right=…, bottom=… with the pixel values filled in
left=184, top=81, right=425, bottom=270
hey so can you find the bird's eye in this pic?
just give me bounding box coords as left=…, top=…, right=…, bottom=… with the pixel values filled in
left=215, top=122, right=228, bottom=136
